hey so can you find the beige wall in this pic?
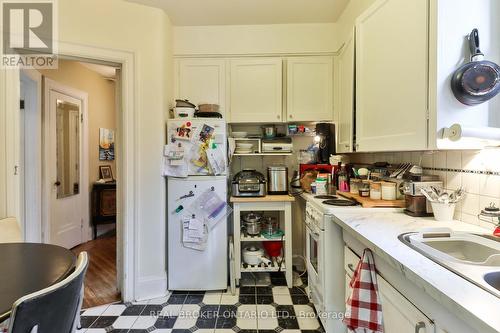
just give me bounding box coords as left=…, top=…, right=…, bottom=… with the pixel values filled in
left=174, top=23, right=337, bottom=55
left=0, top=72, right=6, bottom=219
left=39, top=60, right=116, bottom=189
left=332, top=0, right=376, bottom=49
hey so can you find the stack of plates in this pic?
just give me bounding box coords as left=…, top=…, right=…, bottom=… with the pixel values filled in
left=235, top=142, right=253, bottom=154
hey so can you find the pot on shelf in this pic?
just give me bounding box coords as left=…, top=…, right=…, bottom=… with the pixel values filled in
left=242, top=212, right=263, bottom=236
left=242, top=246, right=271, bottom=265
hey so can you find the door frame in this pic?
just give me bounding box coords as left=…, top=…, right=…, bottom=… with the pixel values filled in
left=43, top=78, right=89, bottom=246
left=20, top=69, right=43, bottom=242
left=4, top=42, right=137, bottom=302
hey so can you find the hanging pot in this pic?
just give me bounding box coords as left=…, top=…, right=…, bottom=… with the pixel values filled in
left=451, top=29, right=500, bottom=106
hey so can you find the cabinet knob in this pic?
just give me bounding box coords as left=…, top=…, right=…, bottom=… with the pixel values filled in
left=277, top=115, right=280, bottom=120
left=414, top=322, right=426, bottom=333
left=344, top=144, right=350, bottom=149
left=289, top=115, right=293, bottom=119
left=54, top=181, right=61, bottom=187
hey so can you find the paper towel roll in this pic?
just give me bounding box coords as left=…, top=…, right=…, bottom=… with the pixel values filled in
left=442, top=124, right=500, bottom=142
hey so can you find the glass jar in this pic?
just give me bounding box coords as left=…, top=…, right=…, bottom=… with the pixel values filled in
left=350, top=179, right=360, bottom=194
left=370, top=182, right=382, bottom=200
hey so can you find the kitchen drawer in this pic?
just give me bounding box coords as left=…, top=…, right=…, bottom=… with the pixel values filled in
left=344, top=246, right=360, bottom=275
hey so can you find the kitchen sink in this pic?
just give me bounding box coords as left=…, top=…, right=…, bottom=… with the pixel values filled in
left=399, top=229, right=500, bottom=298
left=484, top=272, right=500, bottom=292
left=420, top=239, right=500, bottom=264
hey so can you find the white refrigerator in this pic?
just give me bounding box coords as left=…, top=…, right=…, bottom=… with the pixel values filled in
left=166, top=119, right=228, bottom=291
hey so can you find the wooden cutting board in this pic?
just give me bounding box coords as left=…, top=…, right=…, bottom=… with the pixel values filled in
left=338, top=192, right=405, bottom=208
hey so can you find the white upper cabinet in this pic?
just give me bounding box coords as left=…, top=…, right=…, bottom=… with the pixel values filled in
left=229, top=58, right=283, bottom=123
left=175, top=58, right=226, bottom=117
left=334, top=34, right=355, bottom=153
left=286, top=56, right=334, bottom=122
left=355, top=0, right=429, bottom=152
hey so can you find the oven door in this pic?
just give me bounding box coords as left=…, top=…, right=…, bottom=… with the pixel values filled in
left=305, top=222, right=324, bottom=310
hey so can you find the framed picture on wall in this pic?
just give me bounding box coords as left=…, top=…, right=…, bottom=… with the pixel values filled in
left=99, top=128, right=115, bottom=161
left=99, top=165, right=114, bottom=182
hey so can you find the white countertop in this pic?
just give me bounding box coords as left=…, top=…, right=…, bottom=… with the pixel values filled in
left=330, top=210, right=500, bottom=333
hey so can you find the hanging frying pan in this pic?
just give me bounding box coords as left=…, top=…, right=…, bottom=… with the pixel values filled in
left=451, top=29, right=500, bottom=106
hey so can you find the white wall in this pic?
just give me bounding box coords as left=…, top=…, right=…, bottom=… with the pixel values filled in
left=55, top=0, right=172, bottom=300
left=173, top=23, right=336, bottom=55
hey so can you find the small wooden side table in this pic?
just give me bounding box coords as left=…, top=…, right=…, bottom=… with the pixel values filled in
left=91, top=182, right=117, bottom=239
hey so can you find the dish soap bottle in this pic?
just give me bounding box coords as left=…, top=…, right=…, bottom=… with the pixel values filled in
left=338, top=164, right=350, bottom=192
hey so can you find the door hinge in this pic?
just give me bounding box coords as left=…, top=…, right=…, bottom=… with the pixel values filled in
left=81, top=114, right=83, bottom=123
left=20, top=99, right=25, bottom=110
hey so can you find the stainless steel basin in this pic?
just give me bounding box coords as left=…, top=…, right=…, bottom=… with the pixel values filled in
left=484, top=272, right=500, bottom=292
left=399, top=229, right=500, bottom=298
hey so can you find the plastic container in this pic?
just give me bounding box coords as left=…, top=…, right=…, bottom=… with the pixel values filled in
left=316, top=178, right=328, bottom=195
left=174, top=107, right=195, bottom=118
left=311, top=182, right=317, bottom=194
left=381, top=182, right=397, bottom=200
left=430, top=202, right=456, bottom=221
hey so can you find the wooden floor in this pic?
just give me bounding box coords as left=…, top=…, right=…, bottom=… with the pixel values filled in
left=72, top=233, right=121, bottom=308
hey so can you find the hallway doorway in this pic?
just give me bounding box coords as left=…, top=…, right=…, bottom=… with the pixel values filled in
left=21, top=58, right=122, bottom=307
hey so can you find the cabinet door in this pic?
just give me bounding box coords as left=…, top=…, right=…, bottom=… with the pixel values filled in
left=286, top=56, right=333, bottom=122
left=175, top=58, right=226, bottom=117
left=229, top=58, right=283, bottom=123
left=355, top=0, right=429, bottom=151
left=334, top=34, right=355, bottom=153
left=378, top=275, right=435, bottom=333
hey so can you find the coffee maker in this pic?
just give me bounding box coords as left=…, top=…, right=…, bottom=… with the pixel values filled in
left=315, top=123, right=336, bottom=164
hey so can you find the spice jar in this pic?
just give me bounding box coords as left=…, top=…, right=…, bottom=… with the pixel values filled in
left=370, top=182, right=382, bottom=200
left=358, top=181, right=370, bottom=197
left=381, top=182, right=397, bottom=200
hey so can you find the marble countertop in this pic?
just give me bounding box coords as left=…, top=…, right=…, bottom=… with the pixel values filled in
left=331, top=210, right=500, bottom=333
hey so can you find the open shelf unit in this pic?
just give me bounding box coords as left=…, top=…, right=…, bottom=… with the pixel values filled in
left=231, top=195, right=294, bottom=288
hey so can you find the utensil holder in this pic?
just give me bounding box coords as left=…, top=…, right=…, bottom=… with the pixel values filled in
left=430, top=202, right=456, bottom=221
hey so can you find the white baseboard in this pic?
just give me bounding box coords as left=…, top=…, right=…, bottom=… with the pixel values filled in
left=134, top=274, right=168, bottom=302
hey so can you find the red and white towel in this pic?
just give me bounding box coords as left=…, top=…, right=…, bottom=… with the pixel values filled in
left=343, top=249, right=384, bottom=333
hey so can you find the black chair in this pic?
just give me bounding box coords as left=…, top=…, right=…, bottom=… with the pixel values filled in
left=7, top=252, right=89, bottom=333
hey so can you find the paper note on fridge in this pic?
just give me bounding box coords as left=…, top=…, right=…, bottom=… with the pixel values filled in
left=206, top=145, right=226, bottom=175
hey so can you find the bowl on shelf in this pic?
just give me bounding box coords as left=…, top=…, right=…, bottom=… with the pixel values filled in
left=235, top=149, right=253, bottom=154
left=232, top=132, right=248, bottom=138
left=236, top=143, right=253, bottom=149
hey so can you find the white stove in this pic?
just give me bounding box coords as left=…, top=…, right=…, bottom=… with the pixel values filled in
left=302, top=192, right=401, bottom=332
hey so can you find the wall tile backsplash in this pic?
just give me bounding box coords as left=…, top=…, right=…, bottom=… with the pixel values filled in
left=348, top=149, right=500, bottom=231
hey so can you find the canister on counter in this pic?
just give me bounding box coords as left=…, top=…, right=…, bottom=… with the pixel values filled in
left=381, top=181, right=397, bottom=200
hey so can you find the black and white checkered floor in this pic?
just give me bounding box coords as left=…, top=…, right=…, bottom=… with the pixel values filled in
left=77, top=272, right=325, bottom=333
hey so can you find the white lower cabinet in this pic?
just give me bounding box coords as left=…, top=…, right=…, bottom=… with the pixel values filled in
left=377, top=275, right=435, bottom=333
left=344, top=247, right=434, bottom=333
